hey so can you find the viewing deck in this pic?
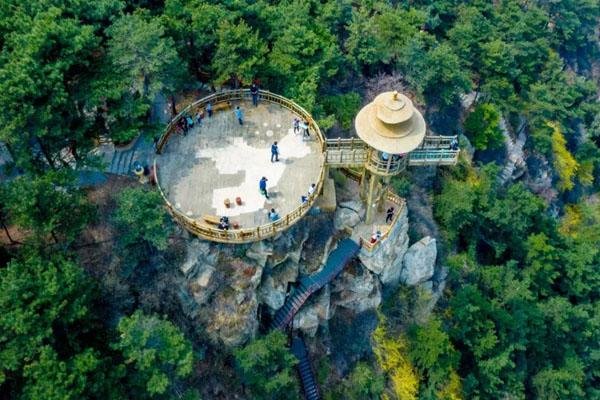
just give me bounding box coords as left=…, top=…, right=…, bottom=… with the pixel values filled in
left=155, top=90, right=325, bottom=243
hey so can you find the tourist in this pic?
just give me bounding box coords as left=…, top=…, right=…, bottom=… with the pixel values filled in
left=381, top=152, right=390, bottom=162
left=250, top=83, right=259, bottom=106
left=293, top=118, right=300, bottom=134
left=186, top=115, right=194, bottom=129
left=301, top=120, right=310, bottom=139
left=301, top=195, right=308, bottom=204
left=271, top=141, right=279, bottom=162
left=450, top=137, right=459, bottom=150
left=370, top=230, right=382, bottom=244
left=234, top=106, right=244, bottom=125
left=259, top=176, right=269, bottom=199
left=268, top=208, right=280, bottom=221
left=218, top=216, right=230, bottom=230
left=308, top=183, right=316, bottom=196
left=386, top=207, right=394, bottom=223
left=206, top=102, right=213, bottom=118
left=195, top=110, right=203, bottom=126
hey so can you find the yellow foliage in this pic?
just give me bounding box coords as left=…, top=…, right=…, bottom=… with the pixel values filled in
left=549, top=122, right=578, bottom=191
left=559, top=205, right=582, bottom=238
left=436, top=370, right=463, bottom=400
left=373, top=321, right=419, bottom=400
left=577, top=160, right=594, bottom=186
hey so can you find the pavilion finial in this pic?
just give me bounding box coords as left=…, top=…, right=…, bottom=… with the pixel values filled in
left=393, top=90, right=399, bottom=100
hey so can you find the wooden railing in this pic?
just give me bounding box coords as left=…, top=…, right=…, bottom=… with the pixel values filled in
left=339, top=168, right=407, bottom=252
left=154, top=160, right=326, bottom=243
left=153, top=90, right=326, bottom=243
left=156, top=89, right=325, bottom=153
left=365, top=150, right=408, bottom=176
left=359, top=190, right=406, bottom=252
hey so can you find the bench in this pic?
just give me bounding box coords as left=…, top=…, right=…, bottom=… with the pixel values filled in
left=202, top=215, right=221, bottom=225
left=202, top=214, right=240, bottom=229
left=213, top=101, right=232, bottom=112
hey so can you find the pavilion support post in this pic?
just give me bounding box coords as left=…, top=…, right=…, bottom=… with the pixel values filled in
left=365, top=172, right=378, bottom=224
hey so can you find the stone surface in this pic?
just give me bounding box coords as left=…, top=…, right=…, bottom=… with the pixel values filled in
left=293, top=286, right=331, bottom=337
left=401, top=236, right=437, bottom=285
left=358, top=206, right=409, bottom=286
left=156, top=99, right=324, bottom=227
left=246, top=241, right=273, bottom=268
left=331, top=264, right=381, bottom=313
left=258, top=259, right=299, bottom=311
left=333, top=207, right=361, bottom=231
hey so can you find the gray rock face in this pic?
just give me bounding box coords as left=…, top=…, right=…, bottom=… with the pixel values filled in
left=358, top=206, right=409, bottom=286
left=246, top=241, right=273, bottom=268
left=331, top=264, right=381, bottom=313
left=258, top=260, right=299, bottom=311
left=200, top=258, right=263, bottom=347
left=401, top=236, right=437, bottom=286
left=293, top=286, right=331, bottom=337
left=334, top=207, right=361, bottom=230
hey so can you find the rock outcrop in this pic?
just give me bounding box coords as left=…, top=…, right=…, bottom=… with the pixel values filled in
left=358, top=205, right=409, bottom=286
left=331, top=263, right=381, bottom=313
left=400, top=236, right=437, bottom=285
left=258, top=259, right=299, bottom=311
left=334, top=200, right=365, bottom=231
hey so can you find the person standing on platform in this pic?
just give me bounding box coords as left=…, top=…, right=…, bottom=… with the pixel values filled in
left=259, top=176, right=269, bottom=199
left=234, top=106, right=244, bottom=125
left=271, top=141, right=279, bottom=162
left=308, top=183, right=316, bottom=197
left=250, top=83, right=259, bottom=106
left=293, top=118, right=300, bottom=134
left=206, top=102, right=213, bottom=118
left=268, top=208, right=280, bottom=221
left=386, top=207, right=395, bottom=223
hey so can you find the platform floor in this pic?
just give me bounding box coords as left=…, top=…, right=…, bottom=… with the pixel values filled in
left=156, top=99, right=324, bottom=228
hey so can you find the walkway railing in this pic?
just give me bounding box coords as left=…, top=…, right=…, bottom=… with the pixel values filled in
left=340, top=168, right=406, bottom=253
left=418, top=134, right=457, bottom=149
left=153, top=90, right=326, bottom=243
left=156, top=89, right=325, bottom=153
left=408, top=149, right=459, bottom=166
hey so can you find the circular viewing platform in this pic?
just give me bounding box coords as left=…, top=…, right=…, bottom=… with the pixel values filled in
left=154, top=90, right=325, bottom=243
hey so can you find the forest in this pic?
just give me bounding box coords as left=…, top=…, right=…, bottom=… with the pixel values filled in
left=0, top=0, right=599, bottom=399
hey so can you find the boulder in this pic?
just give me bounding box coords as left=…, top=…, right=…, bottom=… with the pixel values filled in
left=338, top=200, right=366, bottom=219
left=334, top=207, right=361, bottom=231
left=331, top=264, right=381, bottom=313
left=401, top=236, right=437, bottom=285
left=359, top=206, right=409, bottom=286
left=258, top=260, right=299, bottom=311
left=180, top=239, right=216, bottom=278
left=246, top=241, right=273, bottom=268
left=293, top=286, right=331, bottom=336
left=293, top=306, right=320, bottom=337
left=196, top=258, right=263, bottom=347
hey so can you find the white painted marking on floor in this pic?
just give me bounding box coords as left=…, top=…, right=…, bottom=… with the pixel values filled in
left=195, top=132, right=311, bottom=216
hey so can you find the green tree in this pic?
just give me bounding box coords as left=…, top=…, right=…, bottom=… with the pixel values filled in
left=341, top=362, right=385, bottom=400
left=114, top=186, right=171, bottom=251
left=464, top=103, right=504, bottom=151
left=0, top=2, right=121, bottom=170
left=21, top=346, right=124, bottom=400
left=400, top=38, right=472, bottom=108
left=106, top=12, right=185, bottom=102
left=0, top=252, right=92, bottom=385
left=234, top=331, right=299, bottom=400
left=112, top=310, right=194, bottom=397
left=1, top=171, right=93, bottom=243
left=212, top=19, right=267, bottom=85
